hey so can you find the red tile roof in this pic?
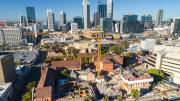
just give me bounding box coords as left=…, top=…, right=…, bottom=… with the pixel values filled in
left=37, top=67, right=54, bottom=88
left=51, top=60, right=81, bottom=70
left=34, top=86, right=52, bottom=99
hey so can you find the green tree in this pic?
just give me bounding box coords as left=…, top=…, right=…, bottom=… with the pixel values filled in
left=123, top=52, right=133, bottom=58
left=26, top=81, right=36, bottom=91
left=131, top=89, right=140, bottom=101
left=65, top=47, right=80, bottom=59
left=59, top=69, right=70, bottom=78
left=22, top=92, right=31, bottom=101
left=22, top=81, right=36, bottom=101
left=147, top=68, right=164, bottom=84
left=121, top=41, right=129, bottom=49
left=102, top=96, right=109, bottom=101
left=117, top=95, right=123, bottom=101
left=110, top=45, right=124, bottom=54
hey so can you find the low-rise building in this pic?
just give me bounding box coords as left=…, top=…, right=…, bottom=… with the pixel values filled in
left=51, top=60, right=81, bottom=71
left=41, top=34, right=74, bottom=45
left=33, top=67, right=54, bottom=101
left=120, top=69, right=153, bottom=93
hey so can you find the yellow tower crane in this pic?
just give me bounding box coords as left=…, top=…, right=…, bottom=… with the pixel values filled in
left=97, top=33, right=101, bottom=79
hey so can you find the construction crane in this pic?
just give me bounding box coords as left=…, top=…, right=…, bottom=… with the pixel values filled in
left=97, top=33, right=101, bottom=79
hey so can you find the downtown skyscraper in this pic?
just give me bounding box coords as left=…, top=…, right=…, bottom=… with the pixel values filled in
left=47, top=9, right=55, bottom=31
left=60, top=11, right=66, bottom=25
left=19, top=15, right=27, bottom=27
left=156, top=9, right=163, bottom=26
left=82, top=0, right=90, bottom=29
left=107, top=0, right=113, bottom=19
left=26, top=7, right=36, bottom=25
left=98, top=0, right=107, bottom=18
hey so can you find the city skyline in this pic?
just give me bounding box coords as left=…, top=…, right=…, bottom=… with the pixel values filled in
left=1, top=0, right=180, bottom=21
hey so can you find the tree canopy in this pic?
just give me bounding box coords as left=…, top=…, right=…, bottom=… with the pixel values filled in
left=117, top=95, right=123, bottom=101
left=131, top=89, right=140, bottom=100
left=22, top=81, right=36, bottom=101
left=59, top=69, right=70, bottom=78
left=110, top=45, right=124, bottom=54
left=147, top=68, right=164, bottom=84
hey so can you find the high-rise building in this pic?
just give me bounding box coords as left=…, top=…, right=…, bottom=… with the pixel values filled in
left=100, top=18, right=112, bottom=32
left=47, top=9, right=55, bottom=32
left=141, top=15, right=152, bottom=25
left=82, top=0, right=90, bottom=29
left=115, top=21, right=120, bottom=33
left=94, top=12, right=100, bottom=28
left=141, top=14, right=153, bottom=29
left=60, top=11, right=66, bottom=25
left=0, top=52, right=16, bottom=83
left=107, top=0, right=113, bottom=19
left=98, top=0, right=107, bottom=18
left=156, top=9, right=163, bottom=26
left=19, top=15, right=27, bottom=27
left=73, top=16, right=83, bottom=29
left=26, top=7, right=36, bottom=25
left=121, top=14, right=138, bottom=33
left=171, top=17, right=180, bottom=36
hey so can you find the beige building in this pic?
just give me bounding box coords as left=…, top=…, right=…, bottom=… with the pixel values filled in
left=121, top=69, right=153, bottom=93
left=146, top=45, right=180, bottom=85
left=0, top=52, right=16, bottom=83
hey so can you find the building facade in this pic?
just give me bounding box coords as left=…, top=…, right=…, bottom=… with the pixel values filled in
left=171, top=17, right=180, bottom=37
left=121, top=69, right=153, bottom=93
left=70, top=23, right=78, bottom=34
left=121, top=14, right=138, bottom=33
left=100, top=18, right=112, bottom=32
left=141, top=14, right=152, bottom=25
left=82, top=0, right=91, bottom=29
left=26, top=7, right=36, bottom=25
left=94, top=12, right=100, bottom=28
left=60, top=11, right=66, bottom=25
left=0, top=52, right=16, bottom=83
left=107, top=0, right=113, bottom=19
left=98, top=0, right=107, bottom=18
left=19, top=15, right=27, bottom=27
left=73, top=16, right=83, bottom=29
left=145, top=45, right=180, bottom=85
left=47, top=9, right=55, bottom=32
left=2, top=27, right=23, bottom=46
left=156, top=9, right=163, bottom=27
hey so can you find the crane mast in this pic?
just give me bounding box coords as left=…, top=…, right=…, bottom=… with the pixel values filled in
left=97, top=33, right=101, bottom=79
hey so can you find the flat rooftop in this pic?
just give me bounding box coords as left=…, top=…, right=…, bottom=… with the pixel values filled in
left=121, top=69, right=152, bottom=81
left=13, top=50, right=38, bottom=63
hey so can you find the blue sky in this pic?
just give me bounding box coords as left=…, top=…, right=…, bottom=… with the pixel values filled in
left=0, top=0, right=180, bottom=21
